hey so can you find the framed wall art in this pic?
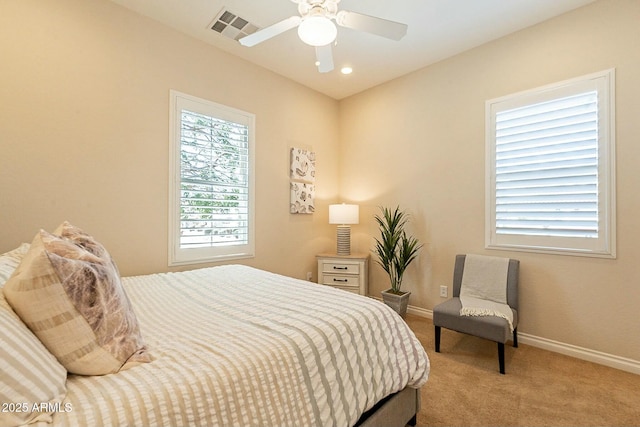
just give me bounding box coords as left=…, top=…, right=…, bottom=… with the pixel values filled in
left=289, top=148, right=316, bottom=214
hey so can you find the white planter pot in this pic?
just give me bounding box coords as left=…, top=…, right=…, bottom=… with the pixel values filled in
left=381, top=289, right=411, bottom=317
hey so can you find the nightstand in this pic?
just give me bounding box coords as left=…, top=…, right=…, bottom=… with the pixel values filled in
left=316, top=253, right=369, bottom=296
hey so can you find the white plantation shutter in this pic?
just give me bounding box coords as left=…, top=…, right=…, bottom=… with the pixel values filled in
left=169, top=91, right=255, bottom=265
left=495, top=91, right=599, bottom=238
left=179, top=110, right=249, bottom=248
left=486, top=70, right=615, bottom=257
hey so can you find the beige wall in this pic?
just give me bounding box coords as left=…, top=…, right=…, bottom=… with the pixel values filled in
left=0, top=0, right=339, bottom=280
left=340, top=0, right=640, bottom=361
left=1, top=0, right=639, bottom=365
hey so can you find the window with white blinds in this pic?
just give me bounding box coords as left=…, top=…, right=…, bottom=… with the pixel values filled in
left=169, top=91, right=255, bottom=265
left=486, top=70, right=615, bottom=257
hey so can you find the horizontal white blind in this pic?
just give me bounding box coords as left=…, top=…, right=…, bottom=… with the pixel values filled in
left=179, top=109, right=249, bottom=249
left=495, top=91, right=598, bottom=238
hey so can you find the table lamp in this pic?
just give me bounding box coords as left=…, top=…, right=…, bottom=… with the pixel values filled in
left=329, top=203, right=359, bottom=256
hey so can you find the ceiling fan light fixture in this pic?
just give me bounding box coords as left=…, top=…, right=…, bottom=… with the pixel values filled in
left=298, top=16, right=337, bottom=46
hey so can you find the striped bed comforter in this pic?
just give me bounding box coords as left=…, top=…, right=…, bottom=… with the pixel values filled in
left=51, top=265, right=430, bottom=427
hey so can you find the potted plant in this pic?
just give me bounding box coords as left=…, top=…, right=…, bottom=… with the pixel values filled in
left=373, top=206, right=423, bottom=317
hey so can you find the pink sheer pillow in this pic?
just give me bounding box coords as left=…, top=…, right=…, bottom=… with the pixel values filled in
left=4, top=222, right=151, bottom=375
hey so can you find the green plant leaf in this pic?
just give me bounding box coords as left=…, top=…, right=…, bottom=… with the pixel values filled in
left=372, top=206, right=423, bottom=293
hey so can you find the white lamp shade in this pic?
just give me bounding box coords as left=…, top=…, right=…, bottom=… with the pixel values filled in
left=329, top=204, right=359, bottom=225
left=298, top=16, right=337, bottom=47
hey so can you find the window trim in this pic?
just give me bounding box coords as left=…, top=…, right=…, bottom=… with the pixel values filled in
left=485, top=69, right=616, bottom=258
left=168, top=90, right=255, bottom=266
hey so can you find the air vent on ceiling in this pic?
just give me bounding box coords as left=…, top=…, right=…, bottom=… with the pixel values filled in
left=209, top=8, right=259, bottom=42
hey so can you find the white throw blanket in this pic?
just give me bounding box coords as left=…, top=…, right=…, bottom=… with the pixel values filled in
left=459, top=254, right=514, bottom=331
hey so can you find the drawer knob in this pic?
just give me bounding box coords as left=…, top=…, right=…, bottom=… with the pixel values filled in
left=333, top=278, right=349, bottom=283
left=333, top=266, right=348, bottom=270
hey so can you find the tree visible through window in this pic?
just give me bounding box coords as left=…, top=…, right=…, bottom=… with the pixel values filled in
left=169, top=91, right=255, bottom=265
left=179, top=110, right=248, bottom=248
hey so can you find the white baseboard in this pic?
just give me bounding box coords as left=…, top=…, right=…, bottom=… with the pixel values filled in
left=405, top=304, right=640, bottom=376
left=517, top=333, right=640, bottom=375
left=407, top=305, right=433, bottom=318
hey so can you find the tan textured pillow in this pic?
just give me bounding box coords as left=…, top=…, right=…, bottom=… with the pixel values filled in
left=4, top=224, right=151, bottom=375
left=0, top=290, right=67, bottom=427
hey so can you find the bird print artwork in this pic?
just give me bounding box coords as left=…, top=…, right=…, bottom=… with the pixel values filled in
left=290, top=147, right=316, bottom=214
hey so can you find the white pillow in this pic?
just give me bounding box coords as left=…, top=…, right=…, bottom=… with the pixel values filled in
left=0, top=243, right=30, bottom=287
left=0, top=290, right=68, bottom=426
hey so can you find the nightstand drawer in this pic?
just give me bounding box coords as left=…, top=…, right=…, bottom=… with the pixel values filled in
left=322, top=274, right=360, bottom=288
left=316, top=253, right=369, bottom=296
left=323, top=262, right=360, bottom=275
left=333, top=286, right=360, bottom=294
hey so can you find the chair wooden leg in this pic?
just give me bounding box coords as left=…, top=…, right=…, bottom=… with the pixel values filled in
left=435, top=326, right=441, bottom=353
left=513, top=327, right=518, bottom=348
left=498, top=342, right=505, bottom=374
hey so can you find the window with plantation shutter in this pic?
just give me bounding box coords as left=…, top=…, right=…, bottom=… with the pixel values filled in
left=169, top=91, right=255, bottom=265
left=486, top=70, right=615, bottom=257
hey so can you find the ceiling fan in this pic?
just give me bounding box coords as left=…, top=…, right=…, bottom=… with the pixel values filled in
left=238, top=0, right=408, bottom=73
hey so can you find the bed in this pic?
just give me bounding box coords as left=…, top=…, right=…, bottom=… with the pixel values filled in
left=0, top=228, right=429, bottom=427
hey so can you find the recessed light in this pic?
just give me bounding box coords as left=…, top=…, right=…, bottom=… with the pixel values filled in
left=341, top=66, right=353, bottom=75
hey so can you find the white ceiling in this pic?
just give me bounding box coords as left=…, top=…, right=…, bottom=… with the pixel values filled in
left=108, top=0, right=596, bottom=100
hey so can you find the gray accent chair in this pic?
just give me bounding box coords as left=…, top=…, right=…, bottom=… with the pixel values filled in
left=433, top=254, right=519, bottom=374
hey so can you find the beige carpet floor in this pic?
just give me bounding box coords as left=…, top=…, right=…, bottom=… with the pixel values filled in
left=404, top=314, right=640, bottom=427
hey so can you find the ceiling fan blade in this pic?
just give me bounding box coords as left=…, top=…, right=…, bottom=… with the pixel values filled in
left=315, top=44, right=334, bottom=73
left=239, top=16, right=302, bottom=47
left=336, top=10, right=407, bottom=41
